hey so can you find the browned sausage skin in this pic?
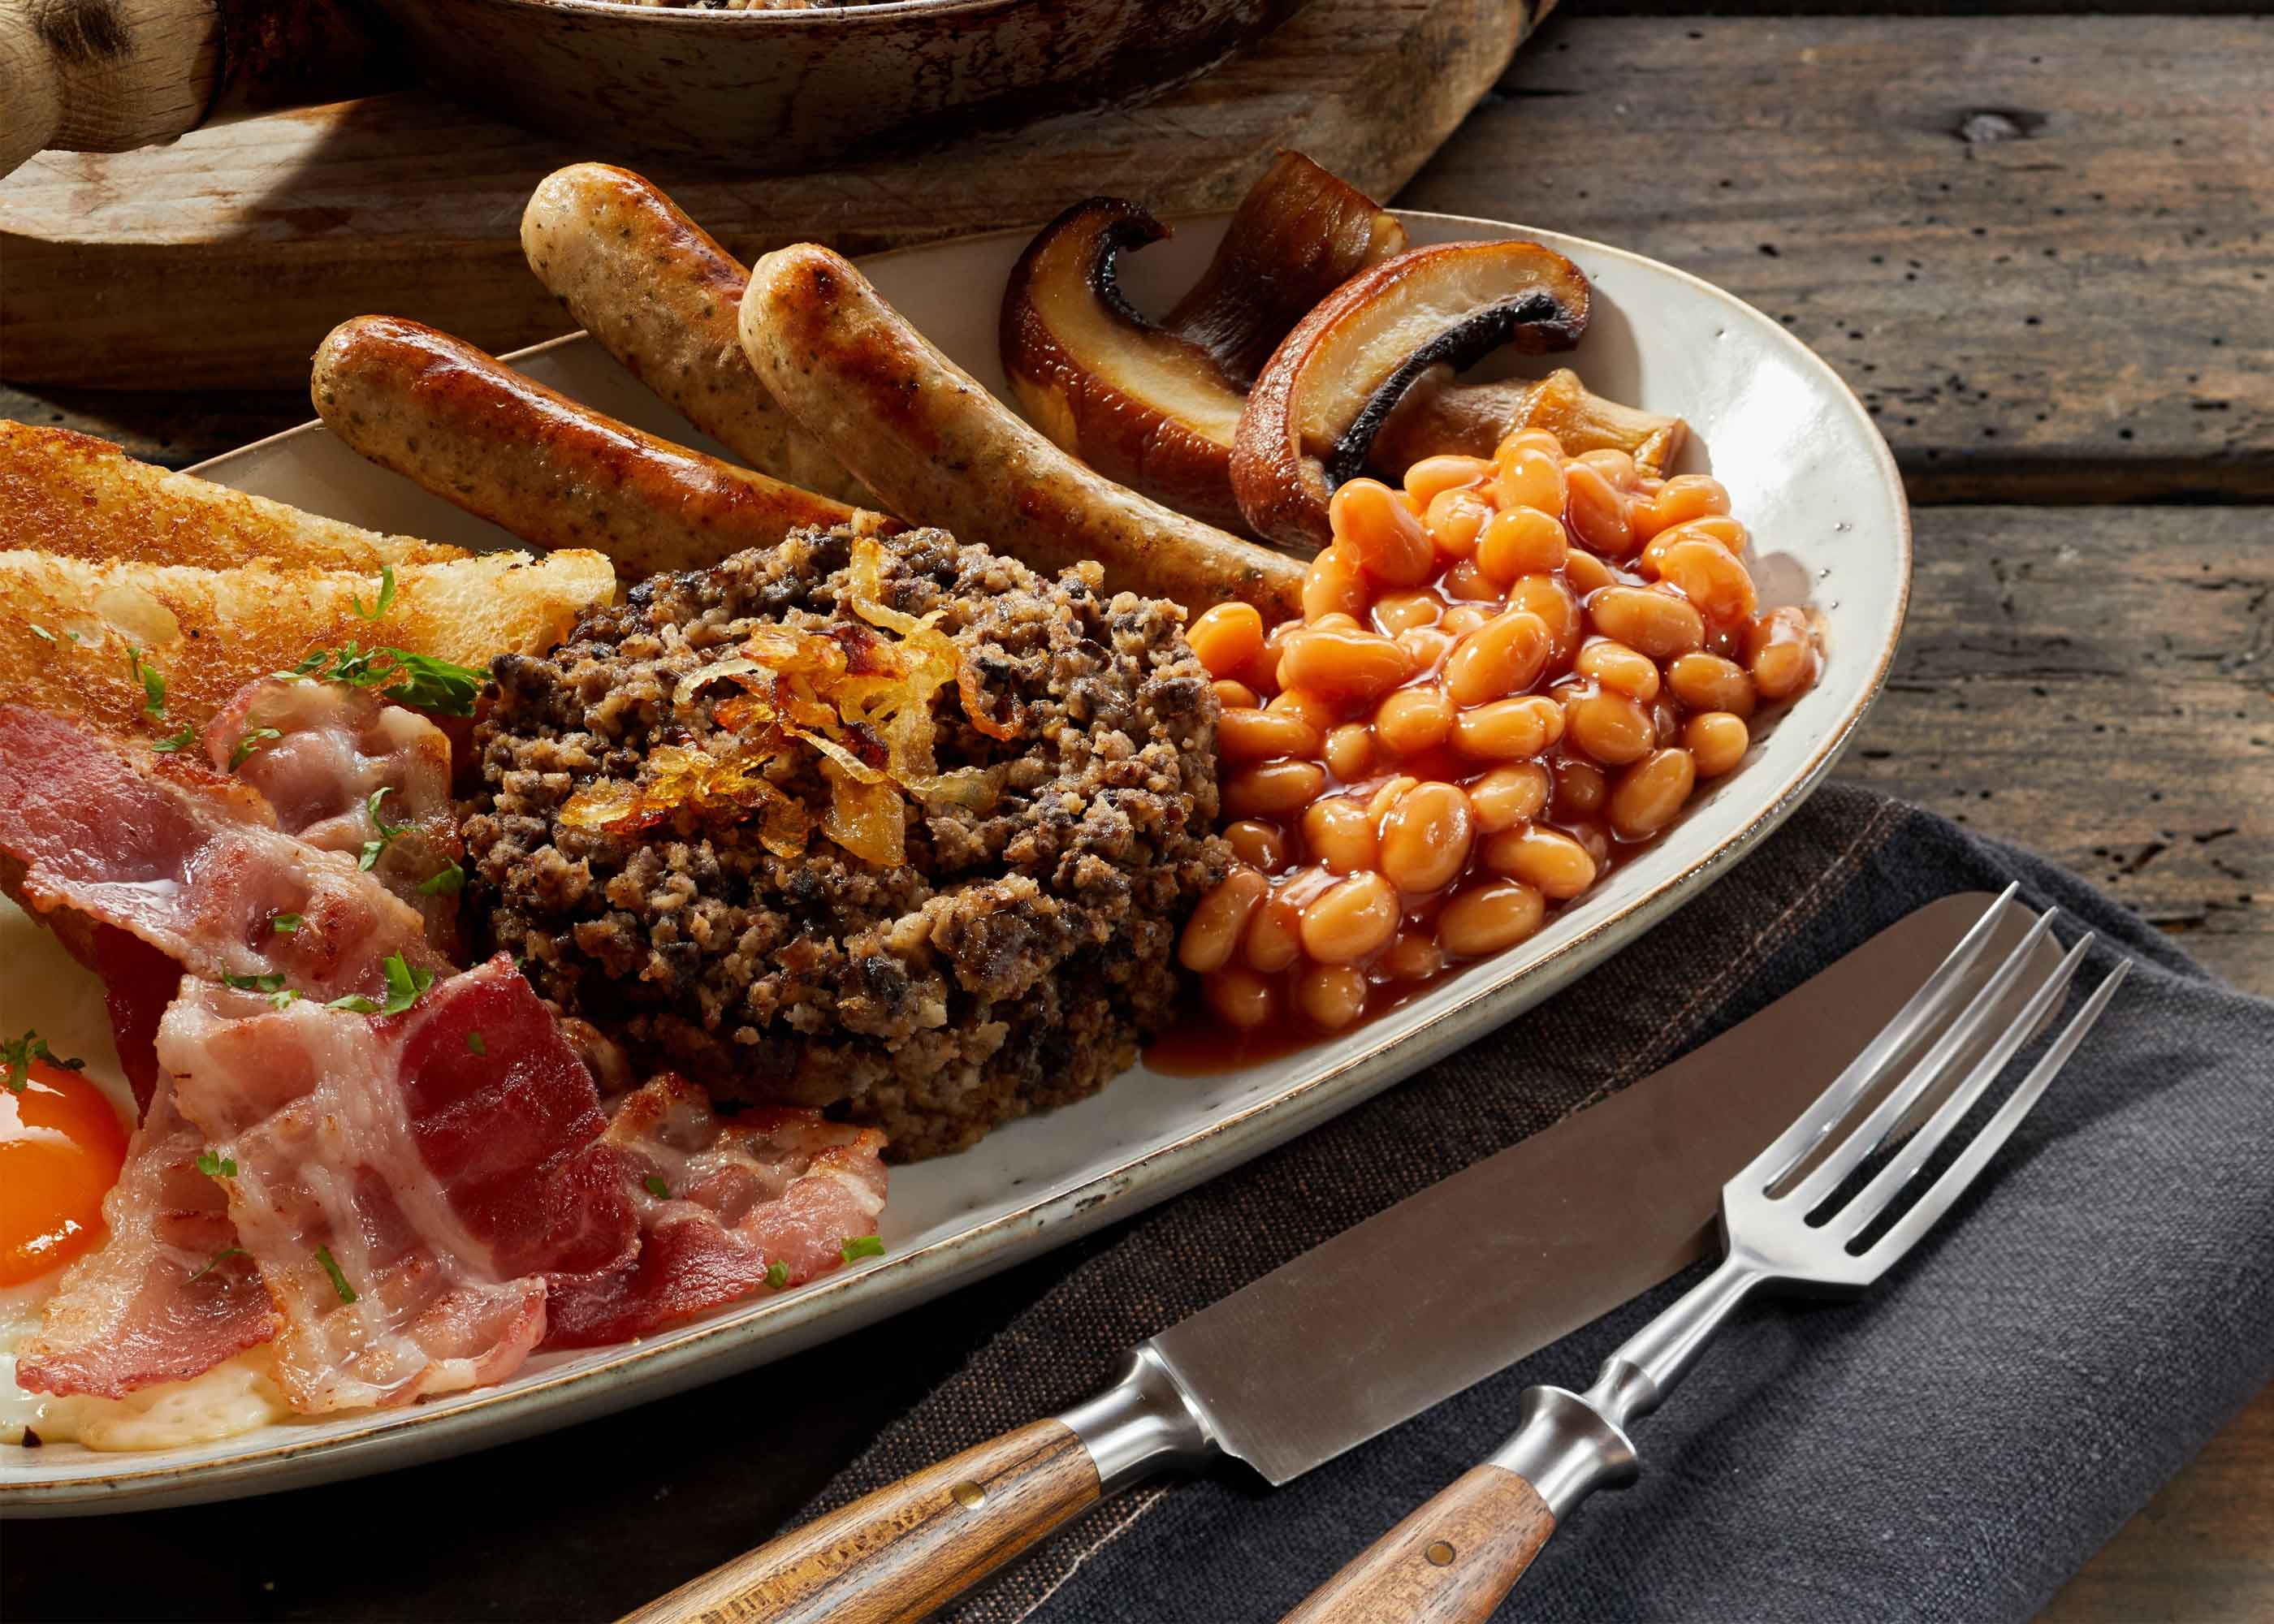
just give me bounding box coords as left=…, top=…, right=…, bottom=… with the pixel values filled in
left=312, top=316, right=883, bottom=581
left=740, top=244, right=1305, bottom=621
left=520, top=162, right=878, bottom=508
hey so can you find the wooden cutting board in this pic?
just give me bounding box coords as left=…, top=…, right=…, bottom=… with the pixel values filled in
left=0, top=0, right=1551, bottom=391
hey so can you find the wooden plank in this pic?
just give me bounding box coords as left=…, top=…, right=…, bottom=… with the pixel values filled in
left=0, top=0, right=1551, bottom=390
left=1839, top=505, right=2272, bottom=994
left=1399, top=12, right=2274, bottom=501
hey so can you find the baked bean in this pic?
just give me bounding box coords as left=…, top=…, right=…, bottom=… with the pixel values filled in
left=1651, top=693, right=1681, bottom=746
left=1633, top=475, right=1731, bottom=538
left=1243, top=896, right=1305, bottom=974
left=1188, top=601, right=1263, bottom=679
left=1493, top=438, right=1566, bottom=514
left=1476, top=506, right=1567, bottom=584
left=1665, top=652, right=1756, bottom=718
left=1373, top=590, right=1443, bottom=635
left=1204, top=965, right=1276, bottom=1030
left=1607, top=748, right=1697, bottom=839
left=1436, top=878, right=1546, bottom=957
left=1364, top=775, right=1420, bottom=823
left=1552, top=756, right=1608, bottom=817
left=1650, top=537, right=1757, bottom=624
left=1296, top=964, right=1369, bottom=1030
left=1226, top=758, right=1327, bottom=818
left=1685, top=710, right=1751, bottom=777
left=1404, top=454, right=1494, bottom=508
left=1211, top=679, right=1258, bottom=710
left=1444, top=608, right=1552, bottom=706
left=1302, top=539, right=1369, bottom=623
left=1178, top=867, right=1265, bottom=972
left=1218, top=706, right=1321, bottom=762
left=1565, top=687, right=1657, bottom=765
left=1746, top=607, right=1819, bottom=701
left=1576, top=448, right=1640, bottom=490
left=1264, top=690, right=1335, bottom=737
left=1380, top=927, right=1447, bottom=981
left=1425, top=487, right=1494, bottom=559
left=1395, top=626, right=1455, bottom=676
left=1302, top=796, right=1378, bottom=875
left=1467, top=762, right=1551, bottom=831
left=1278, top=625, right=1412, bottom=702
left=1563, top=460, right=1635, bottom=557
left=1374, top=684, right=1455, bottom=755
left=1507, top=573, right=1582, bottom=662
left=1300, top=871, right=1401, bottom=964
left=1562, top=547, right=1617, bottom=596
left=1324, top=722, right=1374, bottom=780
left=1484, top=824, right=1598, bottom=899
left=1240, top=620, right=1298, bottom=695
left=1453, top=695, right=1566, bottom=760
left=1575, top=638, right=1661, bottom=702
left=1223, top=819, right=1289, bottom=871
left=1379, top=781, right=1475, bottom=894
left=1439, top=557, right=1502, bottom=603
left=1645, top=513, right=1748, bottom=559
left=1440, top=604, right=1493, bottom=637
left=1586, top=585, right=1704, bottom=659
left=1329, top=478, right=1437, bottom=587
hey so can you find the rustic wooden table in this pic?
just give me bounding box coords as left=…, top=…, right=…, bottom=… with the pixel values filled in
left=2, top=3, right=2266, bottom=1619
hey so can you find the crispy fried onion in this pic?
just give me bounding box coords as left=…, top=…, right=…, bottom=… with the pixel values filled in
left=560, top=541, right=1008, bottom=866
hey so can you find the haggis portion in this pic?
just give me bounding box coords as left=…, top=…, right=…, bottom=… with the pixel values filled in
left=465, top=525, right=1227, bottom=1159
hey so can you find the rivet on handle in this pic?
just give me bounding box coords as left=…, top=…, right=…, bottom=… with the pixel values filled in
left=949, top=1480, right=988, bottom=1510
left=1424, top=1540, right=1456, bottom=1567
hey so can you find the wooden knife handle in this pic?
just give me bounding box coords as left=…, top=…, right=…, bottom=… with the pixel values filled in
left=0, top=0, right=396, bottom=177
left=1280, top=1465, right=1556, bottom=1624
left=619, top=1419, right=1102, bottom=1624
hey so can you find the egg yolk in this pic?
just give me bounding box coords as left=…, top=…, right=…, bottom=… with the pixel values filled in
left=0, top=1059, right=131, bottom=1285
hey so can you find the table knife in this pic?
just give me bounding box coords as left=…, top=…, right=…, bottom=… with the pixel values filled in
left=624, top=892, right=2044, bottom=1624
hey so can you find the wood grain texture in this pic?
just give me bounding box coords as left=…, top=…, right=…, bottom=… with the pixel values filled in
left=0, top=0, right=1550, bottom=388
left=1281, top=1464, right=1554, bottom=1624
left=1400, top=11, right=2273, bottom=500
left=619, top=1419, right=1100, bottom=1624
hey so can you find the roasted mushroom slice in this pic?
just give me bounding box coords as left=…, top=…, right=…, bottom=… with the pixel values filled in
left=1230, top=240, right=1592, bottom=551
left=1001, top=197, right=1252, bottom=530
left=1377, top=365, right=1689, bottom=480
left=1164, top=150, right=1407, bottom=387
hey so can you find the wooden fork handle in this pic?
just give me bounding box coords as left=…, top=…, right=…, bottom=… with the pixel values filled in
left=618, top=1419, right=1101, bottom=1624
left=1281, top=1465, right=1556, bottom=1624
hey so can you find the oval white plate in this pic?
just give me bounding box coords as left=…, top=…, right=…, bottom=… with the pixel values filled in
left=0, top=211, right=1907, bottom=1514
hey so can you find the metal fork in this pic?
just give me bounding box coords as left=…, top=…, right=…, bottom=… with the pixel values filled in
left=1283, top=886, right=2131, bottom=1624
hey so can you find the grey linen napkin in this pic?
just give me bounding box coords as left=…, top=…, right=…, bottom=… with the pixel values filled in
left=802, top=784, right=2274, bottom=1622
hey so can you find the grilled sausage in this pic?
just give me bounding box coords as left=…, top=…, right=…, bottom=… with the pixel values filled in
left=312, top=317, right=883, bottom=581
left=520, top=162, right=876, bottom=508
left=740, top=244, right=1306, bottom=620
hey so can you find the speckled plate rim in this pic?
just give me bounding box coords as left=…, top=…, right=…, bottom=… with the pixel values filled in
left=0, top=210, right=1909, bottom=1514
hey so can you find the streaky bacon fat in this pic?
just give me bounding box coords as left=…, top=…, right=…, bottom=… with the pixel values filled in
left=0, top=705, right=444, bottom=1008
left=544, top=1076, right=888, bottom=1347
left=15, top=1073, right=277, bottom=1399
left=158, top=956, right=635, bottom=1411
left=202, top=677, right=463, bottom=955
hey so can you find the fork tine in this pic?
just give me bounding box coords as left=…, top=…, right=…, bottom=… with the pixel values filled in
left=1833, top=932, right=2095, bottom=1241
left=1857, top=960, right=2130, bottom=1268
left=1747, top=883, right=2021, bottom=1191
left=1783, top=907, right=2060, bottom=1211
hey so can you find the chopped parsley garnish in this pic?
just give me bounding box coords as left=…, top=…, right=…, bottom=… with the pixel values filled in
left=358, top=786, right=405, bottom=871
left=128, top=646, right=166, bottom=718
left=151, top=724, right=200, bottom=754
left=314, top=1245, right=358, bottom=1305
left=3, top=1030, right=84, bottom=1094
left=415, top=860, right=465, bottom=896
left=28, top=623, right=54, bottom=643
left=643, top=1175, right=671, bottom=1199
left=324, top=953, right=434, bottom=1018
left=196, top=1149, right=239, bottom=1179
left=283, top=642, right=484, bottom=717
left=229, top=727, right=283, bottom=770
left=188, top=1248, right=245, bottom=1284
left=352, top=563, right=397, bottom=622
left=465, top=1031, right=487, bottom=1056
left=326, top=994, right=380, bottom=1015
left=840, top=1235, right=885, bottom=1263
left=765, top=1260, right=790, bottom=1290
left=221, top=970, right=288, bottom=996
left=273, top=913, right=304, bottom=935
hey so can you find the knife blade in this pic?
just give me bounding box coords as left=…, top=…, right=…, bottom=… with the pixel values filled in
left=624, top=892, right=2043, bottom=1624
